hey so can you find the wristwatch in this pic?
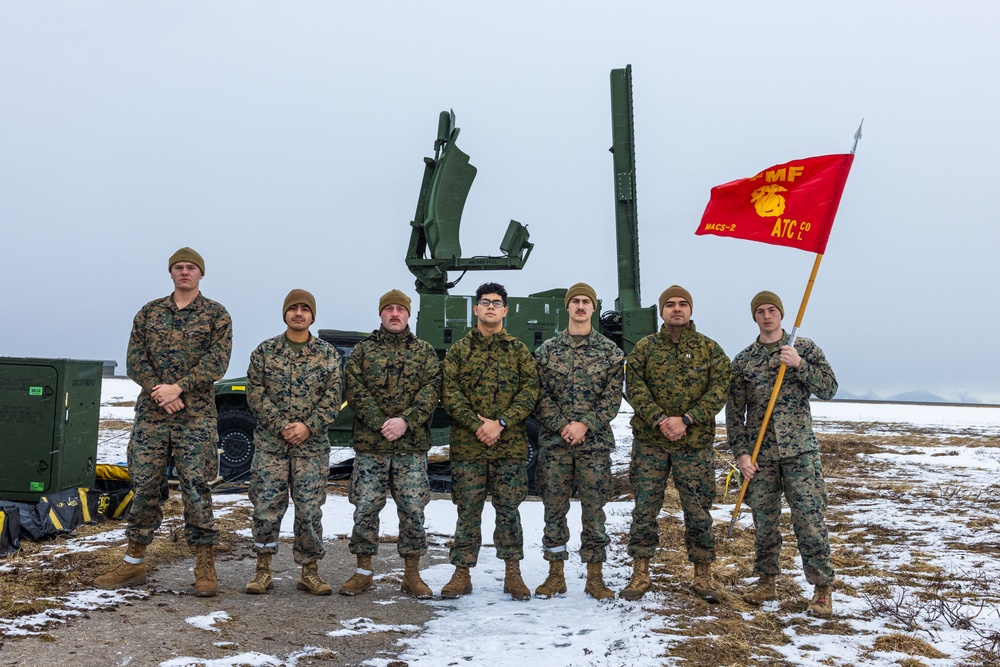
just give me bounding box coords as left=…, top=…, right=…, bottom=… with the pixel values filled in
left=681, top=414, right=693, bottom=427
left=498, top=417, right=508, bottom=430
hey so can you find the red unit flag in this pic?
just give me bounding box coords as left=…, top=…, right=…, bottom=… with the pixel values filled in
left=696, top=153, right=854, bottom=254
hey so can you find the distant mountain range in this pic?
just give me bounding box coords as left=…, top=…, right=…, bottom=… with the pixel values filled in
left=836, top=389, right=984, bottom=404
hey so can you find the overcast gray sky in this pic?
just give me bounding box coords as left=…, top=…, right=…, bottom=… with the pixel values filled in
left=2, top=2, right=997, bottom=402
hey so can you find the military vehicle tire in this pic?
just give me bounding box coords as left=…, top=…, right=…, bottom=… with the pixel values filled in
left=217, top=405, right=256, bottom=482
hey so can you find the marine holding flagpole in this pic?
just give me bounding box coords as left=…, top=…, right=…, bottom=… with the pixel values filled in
left=726, top=291, right=839, bottom=617
left=695, top=122, right=860, bottom=617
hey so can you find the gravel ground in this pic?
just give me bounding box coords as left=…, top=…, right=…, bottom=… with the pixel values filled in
left=0, top=537, right=450, bottom=667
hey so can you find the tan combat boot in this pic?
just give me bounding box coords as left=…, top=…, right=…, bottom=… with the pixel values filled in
left=193, top=545, right=218, bottom=597
left=692, top=562, right=721, bottom=603
left=584, top=561, right=614, bottom=600
left=297, top=561, right=333, bottom=595
left=401, top=556, right=433, bottom=599
left=534, top=560, right=567, bottom=599
left=440, top=566, right=472, bottom=599
left=244, top=553, right=274, bottom=595
left=742, top=574, right=778, bottom=606
left=807, top=585, right=834, bottom=618
left=619, top=557, right=650, bottom=600
left=94, top=540, right=148, bottom=589
left=503, top=559, right=531, bottom=601
left=338, top=554, right=374, bottom=596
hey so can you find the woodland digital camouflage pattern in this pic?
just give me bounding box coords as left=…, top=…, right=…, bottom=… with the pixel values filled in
left=442, top=328, right=539, bottom=461
left=745, top=451, right=832, bottom=583
left=534, top=329, right=624, bottom=563
left=249, top=448, right=330, bottom=563
left=625, top=321, right=730, bottom=563
left=625, top=322, right=730, bottom=451
left=627, top=442, right=717, bottom=561
left=345, top=327, right=441, bottom=455
left=126, top=293, right=232, bottom=546
left=246, top=334, right=342, bottom=564
left=727, top=333, right=838, bottom=461
left=450, top=458, right=527, bottom=566
left=348, top=452, right=431, bottom=557
left=535, top=448, right=612, bottom=562
left=344, top=326, right=441, bottom=558
left=442, top=327, right=539, bottom=567
left=727, top=331, right=838, bottom=585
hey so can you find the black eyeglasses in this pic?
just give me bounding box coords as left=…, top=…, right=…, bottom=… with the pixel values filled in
left=477, top=299, right=505, bottom=308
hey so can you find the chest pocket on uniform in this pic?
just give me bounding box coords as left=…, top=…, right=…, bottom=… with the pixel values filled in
left=300, top=367, right=327, bottom=395
left=543, top=357, right=573, bottom=389
left=150, top=311, right=175, bottom=337
left=180, top=316, right=213, bottom=353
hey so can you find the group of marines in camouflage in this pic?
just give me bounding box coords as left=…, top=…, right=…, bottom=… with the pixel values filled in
left=95, top=247, right=838, bottom=618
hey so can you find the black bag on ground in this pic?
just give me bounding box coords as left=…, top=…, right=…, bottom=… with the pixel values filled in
left=0, top=504, right=21, bottom=555
left=88, top=464, right=135, bottom=521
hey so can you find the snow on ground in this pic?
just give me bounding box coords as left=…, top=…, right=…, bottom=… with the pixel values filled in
left=16, top=377, right=996, bottom=665
left=186, top=610, right=231, bottom=633
left=810, top=400, right=1000, bottom=435
left=100, top=376, right=141, bottom=420
left=160, top=646, right=334, bottom=667
left=227, top=495, right=663, bottom=665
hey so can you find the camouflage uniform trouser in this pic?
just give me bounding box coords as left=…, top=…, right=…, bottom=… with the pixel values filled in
left=627, top=439, right=716, bottom=563
left=126, top=418, right=219, bottom=546
left=348, top=452, right=430, bottom=558
left=746, top=450, right=834, bottom=586
left=536, top=446, right=612, bottom=563
left=450, top=458, right=526, bottom=566
left=249, top=446, right=329, bottom=564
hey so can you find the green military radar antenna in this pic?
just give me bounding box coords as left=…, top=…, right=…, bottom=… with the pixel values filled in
left=405, top=110, right=534, bottom=295
left=605, top=65, right=658, bottom=353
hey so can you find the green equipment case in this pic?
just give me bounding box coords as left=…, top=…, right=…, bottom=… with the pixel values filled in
left=0, top=357, right=103, bottom=501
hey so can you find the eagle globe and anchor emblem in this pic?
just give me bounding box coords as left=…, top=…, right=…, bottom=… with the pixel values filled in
left=750, top=184, right=787, bottom=217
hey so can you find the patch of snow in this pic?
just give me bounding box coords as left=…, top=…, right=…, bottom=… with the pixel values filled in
left=326, top=617, right=421, bottom=638
left=185, top=610, right=231, bottom=632
left=160, top=646, right=333, bottom=667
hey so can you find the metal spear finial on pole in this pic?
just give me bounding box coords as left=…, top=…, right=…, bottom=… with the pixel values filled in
left=851, top=119, right=864, bottom=154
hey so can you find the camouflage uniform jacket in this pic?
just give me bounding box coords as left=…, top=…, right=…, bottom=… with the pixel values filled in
left=443, top=328, right=540, bottom=462
left=727, top=331, right=837, bottom=462
left=128, top=293, right=233, bottom=423
left=247, top=334, right=343, bottom=455
left=345, top=325, right=442, bottom=454
left=534, top=329, right=625, bottom=452
left=626, top=321, right=730, bottom=451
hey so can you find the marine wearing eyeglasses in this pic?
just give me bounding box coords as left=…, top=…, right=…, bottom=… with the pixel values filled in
left=440, top=282, right=540, bottom=600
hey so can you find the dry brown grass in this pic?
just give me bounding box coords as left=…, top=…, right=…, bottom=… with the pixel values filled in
left=0, top=494, right=253, bottom=620
left=624, top=422, right=1000, bottom=665
left=327, top=479, right=350, bottom=496
left=99, top=420, right=134, bottom=432
left=865, top=633, right=947, bottom=659
left=666, top=615, right=790, bottom=666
